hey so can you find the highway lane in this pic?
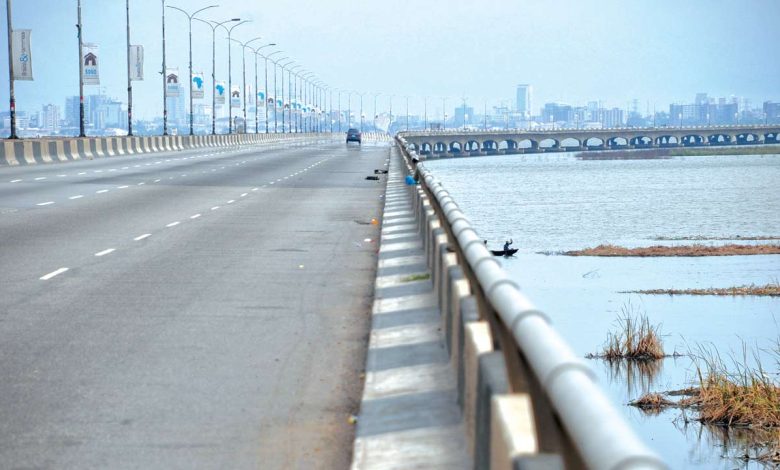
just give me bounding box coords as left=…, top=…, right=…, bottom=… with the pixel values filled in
left=0, top=138, right=388, bottom=469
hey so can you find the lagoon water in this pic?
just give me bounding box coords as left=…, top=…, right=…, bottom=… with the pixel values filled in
left=424, top=152, right=780, bottom=469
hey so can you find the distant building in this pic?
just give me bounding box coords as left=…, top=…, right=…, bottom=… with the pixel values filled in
left=65, top=96, right=91, bottom=128
left=516, top=84, right=532, bottom=117
left=41, top=104, right=61, bottom=133
left=166, top=86, right=186, bottom=126
left=542, top=102, right=572, bottom=123
left=763, top=101, right=780, bottom=123
left=454, top=105, right=474, bottom=126
left=598, top=108, right=625, bottom=128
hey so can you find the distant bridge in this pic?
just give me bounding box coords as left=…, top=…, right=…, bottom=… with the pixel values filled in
left=399, top=125, right=780, bottom=157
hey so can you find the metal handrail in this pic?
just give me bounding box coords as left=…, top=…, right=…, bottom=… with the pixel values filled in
left=396, top=136, right=667, bottom=470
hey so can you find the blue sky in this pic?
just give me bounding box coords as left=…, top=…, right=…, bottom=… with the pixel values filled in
left=1, top=0, right=779, bottom=119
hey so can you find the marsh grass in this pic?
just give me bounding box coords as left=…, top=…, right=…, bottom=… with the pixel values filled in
left=587, top=305, right=665, bottom=360
left=626, top=282, right=780, bottom=297
left=565, top=243, right=780, bottom=257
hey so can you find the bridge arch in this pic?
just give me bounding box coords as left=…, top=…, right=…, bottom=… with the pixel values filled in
left=449, top=141, right=463, bottom=154
left=561, top=137, right=581, bottom=149
left=708, top=134, right=732, bottom=145
left=518, top=139, right=538, bottom=150
left=585, top=137, right=605, bottom=148
left=501, top=139, right=520, bottom=154
left=539, top=138, right=559, bottom=150
left=736, top=133, right=760, bottom=144
left=630, top=136, right=653, bottom=148
left=420, top=142, right=433, bottom=154
left=464, top=140, right=480, bottom=152
left=681, top=134, right=705, bottom=146
left=434, top=142, right=447, bottom=154
left=607, top=137, right=629, bottom=148
left=656, top=135, right=679, bottom=147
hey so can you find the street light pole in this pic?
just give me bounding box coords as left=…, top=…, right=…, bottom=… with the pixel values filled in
left=405, top=95, right=409, bottom=131
left=126, top=0, right=133, bottom=135
left=161, top=0, right=167, bottom=135
left=167, top=4, right=218, bottom=136
left=260, top=50, right=282, bottom=133
left=195, top=18, right=241, bottom=135
left=251, top=44, right=274, bottom=134
left=277, top=59, right=292, bottom=133
left=216, top=19, right=250, bottom=134
left=373, top=92, right=380, bottom=132
left=6, top=0, right=17, bottom=139
left=77, top=0, right=85, bottom=137
left=229, top=36, right=262, bottom=134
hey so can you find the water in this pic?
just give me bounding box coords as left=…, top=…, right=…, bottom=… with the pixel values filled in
left=424, top=152, right=780, bottom=469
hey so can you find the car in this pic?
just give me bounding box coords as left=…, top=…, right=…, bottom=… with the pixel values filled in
left=346, top=128, right=362, bottom=144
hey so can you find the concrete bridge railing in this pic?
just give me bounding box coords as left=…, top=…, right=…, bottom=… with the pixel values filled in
left=395, top=135, right=667, bottom=469
left=0, top=132, right=333, bottom=166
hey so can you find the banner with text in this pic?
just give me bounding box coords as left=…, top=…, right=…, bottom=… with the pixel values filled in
left=11, top=29, right=33, bottom=80
left=165, top=67, right=180, bottom=97
left=230, top=85, right=241, bottom=108
left=191, top=71, right=204, bottom=99
left=129, top=45, right=143, bottom=80
left=82, top=43, right=100, bottom=85
left=215, top=81, right=226, bottom=105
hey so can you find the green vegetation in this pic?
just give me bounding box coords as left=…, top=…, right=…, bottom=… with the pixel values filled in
left=400, top=273, right=430, bottom=282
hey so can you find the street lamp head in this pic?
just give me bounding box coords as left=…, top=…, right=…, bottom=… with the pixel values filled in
left=231, top=18, right=240, bottom=21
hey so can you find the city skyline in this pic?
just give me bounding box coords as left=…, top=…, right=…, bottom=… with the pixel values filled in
left=2, top=0, right=779, bottom=128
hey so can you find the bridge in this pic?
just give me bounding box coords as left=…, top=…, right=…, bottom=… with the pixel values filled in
left=0, top=133, right=669, bottom=469
left=399, top=125, right=780, bottom=157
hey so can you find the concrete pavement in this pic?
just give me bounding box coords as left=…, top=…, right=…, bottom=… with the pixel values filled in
left=0, top=137, right=389, bottom=469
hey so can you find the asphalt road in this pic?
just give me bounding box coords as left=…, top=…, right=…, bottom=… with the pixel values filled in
left=0, top=137, right=389, bottom=469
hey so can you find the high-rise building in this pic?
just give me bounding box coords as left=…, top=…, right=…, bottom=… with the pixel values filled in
left=516, top=84, right=532, bottom=117
left=41, top=104, right=61, bottom=133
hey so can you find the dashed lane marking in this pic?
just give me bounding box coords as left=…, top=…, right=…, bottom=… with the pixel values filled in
left=10, top=179, right=22, bottom=183
left=34, top=177, right=46, bottom=181
left=134, top=234, right=152, bottom=241
left=96, top=189, right=109, bottom=194
left=117, top=185, right=129, bottom=189
left=190, top=214, right=202, bottom=219
left=69, top=195, right=84, bottom=200
left=37, top=201, right=55, bottom=206
left=94, top=248, right=116, bottom=257
left=40, top=267, right=69, bottom=281
left=211, top=206, right=220, bottom=210
left=166, top=221, right=180, bottom=227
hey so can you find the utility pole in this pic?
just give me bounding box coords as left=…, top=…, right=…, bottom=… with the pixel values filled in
left=161, top=0, right=167, bottom=135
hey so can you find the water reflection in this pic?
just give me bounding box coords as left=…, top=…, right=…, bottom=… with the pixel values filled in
left=674, top=419, right=779, bottom=468
left=598, top=357, right=664, bottom=398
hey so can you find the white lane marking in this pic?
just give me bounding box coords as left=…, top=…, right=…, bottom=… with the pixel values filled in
left=190, top=213, right=202, bottom=219
left=137, top=182, right=145, bottom=186
left=226, top=199, right=235, bottom=204
left=122, top=167, right=129, bottom=170
left=40, top=267, right=69, bottom=280
left=10, top=179, right=22, bottom=183
left=94, top=170, right=103, bottom=173
left=37, top=201, right=55, bottom=206
left=78, top=172, right=87, bottom=175
left=269, top=182, right=275, bottom=185
left=133, top=165, right=141, bottom=168
left=117, top=185, right=129, bottom=189
left=134, top=233, right=151, bottom=241
left=251, top=187, right=259, bottom=191
left=240, top=193, right=248, bottom=197
left=154, top=179, right=161, bottom=183
left=166, top=221, right=180, bottom=227
left=96, top=189, right=109, bottom=194
left=34, top=177, right=46, bottom=181
left=211, top=206, right=220, bottom=210
left=108, top=169, right=117, bottom=172
left=58, top=174, right=67, bottom=177
left=95, top=248, right=116, bottom=257
left=68, top=195, right=84, bottom=200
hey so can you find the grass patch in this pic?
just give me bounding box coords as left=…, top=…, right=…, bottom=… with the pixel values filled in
left=565, top=243, right=780, bottom=257
left=587, top=305, right=666, bottom=360
left=625, top=283, right=780, bottom=297
left=654, top=235, right=780, bottom=241
left=400, top=273, right=430, bottom=282
left=629, top=392, right=677, bottom=412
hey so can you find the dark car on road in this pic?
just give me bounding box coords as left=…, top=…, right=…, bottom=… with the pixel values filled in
left=346, top=128, right=361, bottom=144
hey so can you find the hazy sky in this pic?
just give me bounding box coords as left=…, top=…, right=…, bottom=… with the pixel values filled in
left=1, top=0, right=779, bottom=119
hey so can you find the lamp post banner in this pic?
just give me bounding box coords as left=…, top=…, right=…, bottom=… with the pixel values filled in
left=82, top=42, right=100, bottom=85
left=11, top=29, right=34, bottom=81
left=129, top=45, right=144, bottom=81
left=230, top=85, right=241, bottom=108
left=257, top=91, right=265, bottom=108
left=166, top=68, right=180, bottom=97
left=192, top=71, right=204, bottom=99
left=215, top=81, right=226, bottom=105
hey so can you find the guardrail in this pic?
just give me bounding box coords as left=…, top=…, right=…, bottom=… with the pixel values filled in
left=395, top=135, right=667, bottom=469
left=0, top=132, right=331, bottom=166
